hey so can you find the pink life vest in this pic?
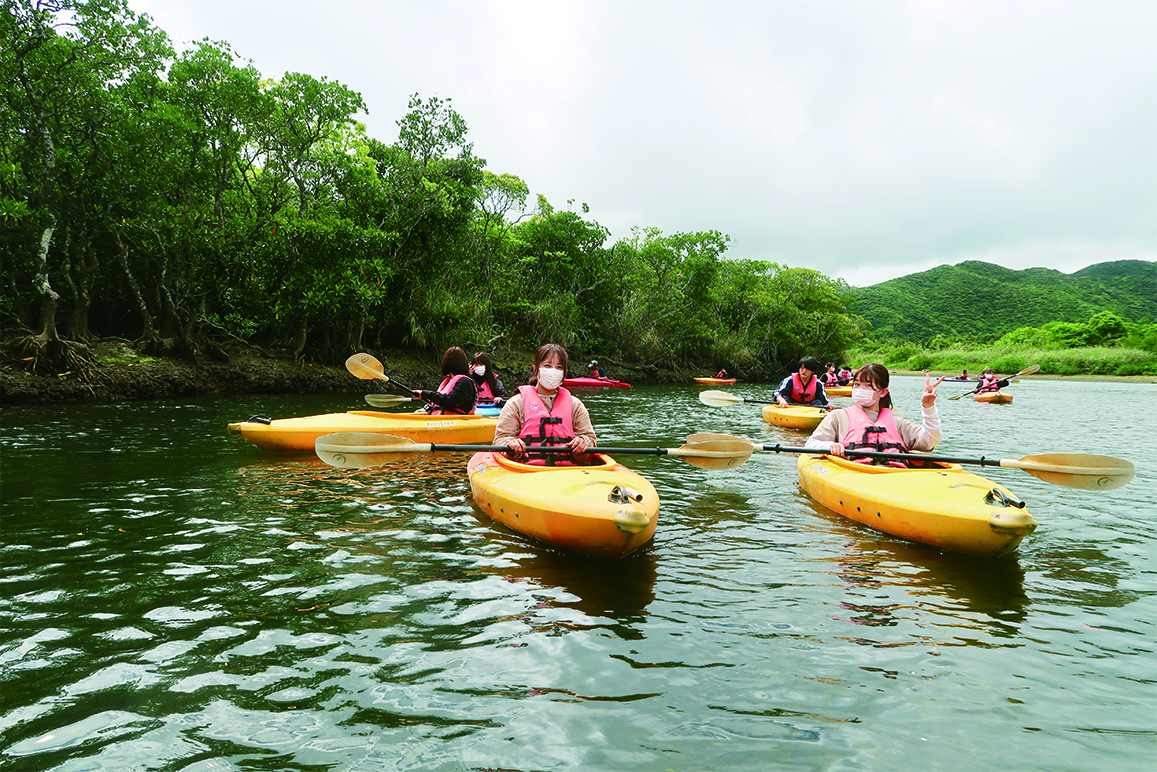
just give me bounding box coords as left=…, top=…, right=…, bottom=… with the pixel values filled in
left=978, top=376, right=1000, bottom=393
left=789, top=372, right=818, bottom=403
left=841, top=405, right=908, bottom=468
left=477, top=379, right=498, bottom=402
left=823, top=372, right=839, bottom=386
left=427, top=373, right=475, bottom=415
left=518, top=384, right=575, bottom=464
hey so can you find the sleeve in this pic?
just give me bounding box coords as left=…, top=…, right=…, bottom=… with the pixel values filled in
left=814, top=382, right=829, bottom=407
left=772, top=376, right=791, bottom=402
left=570, top=397, right=597, bottom=444
left=897, top=405, right=942, bottom=451
left=422, top=377, right=477, bottom=412
left=805, top=409, right=845, bottom=449
left=493, top=393, right=525, bottom=445
left=493, top=377, right=508, bottom=399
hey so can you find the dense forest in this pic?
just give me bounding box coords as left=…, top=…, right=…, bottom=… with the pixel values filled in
left=0, top=0, right=858, bottom=382
left=848, top=260, right=1156, bottom=341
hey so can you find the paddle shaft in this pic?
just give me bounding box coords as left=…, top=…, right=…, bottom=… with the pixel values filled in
left=758, top=443, right=1008, bottom=468
left=398, top=443, right=706, bottom=457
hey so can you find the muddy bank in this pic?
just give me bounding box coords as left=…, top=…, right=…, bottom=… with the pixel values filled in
left=0, top=340, right=701, bottom=405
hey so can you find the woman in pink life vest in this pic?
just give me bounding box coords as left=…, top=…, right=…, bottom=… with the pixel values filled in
left=822, top=362, right=840, bottom=387
left=976, top=368, right=1001, bottom=393
left=470, top=351, right=508, bottom=407
left=493, top=343, right=597, bottom=464
left=804, top=364, right=945, bottom=467
left=413, top=346, right=478, bottom=415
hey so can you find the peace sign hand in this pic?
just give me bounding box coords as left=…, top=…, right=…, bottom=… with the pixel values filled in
left=922, top=371, right=946, bottom=408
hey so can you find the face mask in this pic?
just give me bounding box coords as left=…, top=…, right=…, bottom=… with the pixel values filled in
left=537, top=366, right=564, bottom=390
left=471, top=365, right=486, bottom=376
left=851, top=387, right=878, bottom=407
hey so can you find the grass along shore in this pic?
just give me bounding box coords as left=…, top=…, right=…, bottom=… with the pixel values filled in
left=846, top=342, right=1156, bottom=380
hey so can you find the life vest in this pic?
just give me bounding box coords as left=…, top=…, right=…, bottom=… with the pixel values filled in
left=477, top=378, right=498, bottom=402
left=978, top=376, right=1000, bottom=393
left=788, top=372, right=818, bottom=403
left=518, top=384, right=575, bottom=465
left=427, top=373, right=476, bottom=415
left=823, top=372, right=839, bottom=386
left=841, top=405, right=908, bottom=468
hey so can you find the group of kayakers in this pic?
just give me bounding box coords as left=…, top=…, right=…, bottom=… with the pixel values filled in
left=413, top=344, right=1013, bottom=470
left=413, top=347, right=508, bottom=415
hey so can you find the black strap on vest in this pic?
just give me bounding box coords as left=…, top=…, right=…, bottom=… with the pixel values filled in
left=522, top=416, right=573, bottom=466
left=845, top=424, right=908, bottom=464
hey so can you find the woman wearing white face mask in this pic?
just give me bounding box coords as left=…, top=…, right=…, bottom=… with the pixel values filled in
left=470, top=352, right=507, bottom=407
left=805, top=364, right=946, bottom=467
left=494, top=343, right=597, bottom=463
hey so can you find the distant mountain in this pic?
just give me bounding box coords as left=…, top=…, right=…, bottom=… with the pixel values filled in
left=846, top=260, right=1156, bottom=341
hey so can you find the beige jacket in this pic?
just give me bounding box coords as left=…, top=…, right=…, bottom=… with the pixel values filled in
left=494, top=389, right=597, bottom=446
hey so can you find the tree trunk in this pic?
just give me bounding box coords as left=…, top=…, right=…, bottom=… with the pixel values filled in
left=32, top=213, right=60, bottom=341
left=117, top=238, right=158, bottom=343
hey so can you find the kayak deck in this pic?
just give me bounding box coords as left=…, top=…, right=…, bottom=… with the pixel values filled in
left=825, top=385, right=852, bottom=397
left=797, top=454, right=1037, bottom=557
left=228, top=411, right=498, bottom=451
left=974, top=391, right=1013, bottom=403
left=694, top=377, right=737, bottom=384
left=562, top=376, right=631, bottom=388
left=762, top=404, right=828, bottom=431
left=468, top=451, right=659, bottom=559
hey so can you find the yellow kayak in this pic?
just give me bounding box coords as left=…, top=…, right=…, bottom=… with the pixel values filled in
left=468, top=451, right=659, bottom=559
left=762, top=404, right=828, bottom=431
left=975, top=391, right=1013, bottom=404
left=228, top=411, right=497, bottom=451
left=825, top=385, right=852, bottom=397
left=797, top=454, right=1037, bottom=557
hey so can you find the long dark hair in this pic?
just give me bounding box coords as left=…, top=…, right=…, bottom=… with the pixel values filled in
left=853, top=362, right=892, bottom=409
left=440, top=346, right=469, bottom=377
left=471, top=351, right=500, bottom=392
left=529, top=343, right=569, bottom=385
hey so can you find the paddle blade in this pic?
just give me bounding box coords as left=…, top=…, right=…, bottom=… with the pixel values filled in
left=346, top=353, right=387, bottom=381
left=315, top=432, right=425, bottom=468
left=1006, top=453, right=1135, bottom=490
left=686, top=432, right=751, bottom=445
left=699, top=390, right=742, bottom=407
left=670, top=440, right=753, bottom=470
left=364, top=394, right=410, bottom=407
left=1016, top=364, right=1041, bottom=376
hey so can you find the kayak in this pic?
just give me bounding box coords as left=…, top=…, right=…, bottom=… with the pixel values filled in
left=762, top=404, right=828, bottom=431
left=797, top=454, right=1038, bottom=557
left=228, top=411, right=498, bottom=451
left=475, top=403, right=502, bottom=416
left=468, top=451, right=659, bottom=559
left=562, top=376, right=631, bottom=388
left=941, top=377, right=972, bottom=383
left=825, top=385, right=852, bottom=397
left=974, top=391, right=1013, bottom=404
left=694, top=377, right=737, bottom=385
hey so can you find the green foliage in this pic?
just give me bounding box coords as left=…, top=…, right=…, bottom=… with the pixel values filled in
left=850, top=260, right=1157, bottom=341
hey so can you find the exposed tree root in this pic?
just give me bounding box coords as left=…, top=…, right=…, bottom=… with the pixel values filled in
left=11, top=333, right=100, bottom=381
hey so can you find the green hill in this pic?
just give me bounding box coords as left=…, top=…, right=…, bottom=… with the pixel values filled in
left=847, top=260, right=1157, bottom=341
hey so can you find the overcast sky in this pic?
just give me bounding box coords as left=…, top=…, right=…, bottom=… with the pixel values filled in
left=129, top=0, right=1156, bottom=287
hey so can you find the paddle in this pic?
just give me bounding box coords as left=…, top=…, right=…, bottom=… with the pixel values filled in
left=364, top=394, right=414, bottom=407
left=345, top=353, right=420, bottom=397
left=699, top=390, right=830, bottom=409
left=950, top=365, right=1040, bottom=400
left=315, top=432, right=754, bottom=471
left=684, top=433, right=1135, bottom=490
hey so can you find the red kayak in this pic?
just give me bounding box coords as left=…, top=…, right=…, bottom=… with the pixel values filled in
left=562, top=376, right=631, bottom=388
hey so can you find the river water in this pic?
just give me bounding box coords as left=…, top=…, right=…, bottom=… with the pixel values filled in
left=1, top=377, right=1154, bottom=771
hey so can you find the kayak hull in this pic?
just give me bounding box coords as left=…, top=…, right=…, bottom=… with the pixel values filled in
left=468, top=451, right=659, bottom=559
left=974, top=391, right=1013, bottom=403
left=825, top=385, right=852, bottom=397
left=762, top=405, right=828, bottom=431
left=562, top=376, right=631, bottom=388
left=694, top=377, right=737, bottom=385
left=228, top=411, right=498, bottom=451
left=797, top=454, right=1037, bottom=557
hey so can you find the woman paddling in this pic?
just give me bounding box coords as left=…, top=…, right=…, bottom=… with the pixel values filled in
left=495, top=343, right=596, bottom=464
left=805, top=364, right=945, bottom=467
left=976, top=368, right=1000, bottom=393
left=470, top=351, right=508, bottom=408
left=413, top=346, right=478, bottom=415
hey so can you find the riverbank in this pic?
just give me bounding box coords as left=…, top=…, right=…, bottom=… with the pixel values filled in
left=0, top=339, right=693, bottom=404
left=890, top=369, right=1157, bottom=384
